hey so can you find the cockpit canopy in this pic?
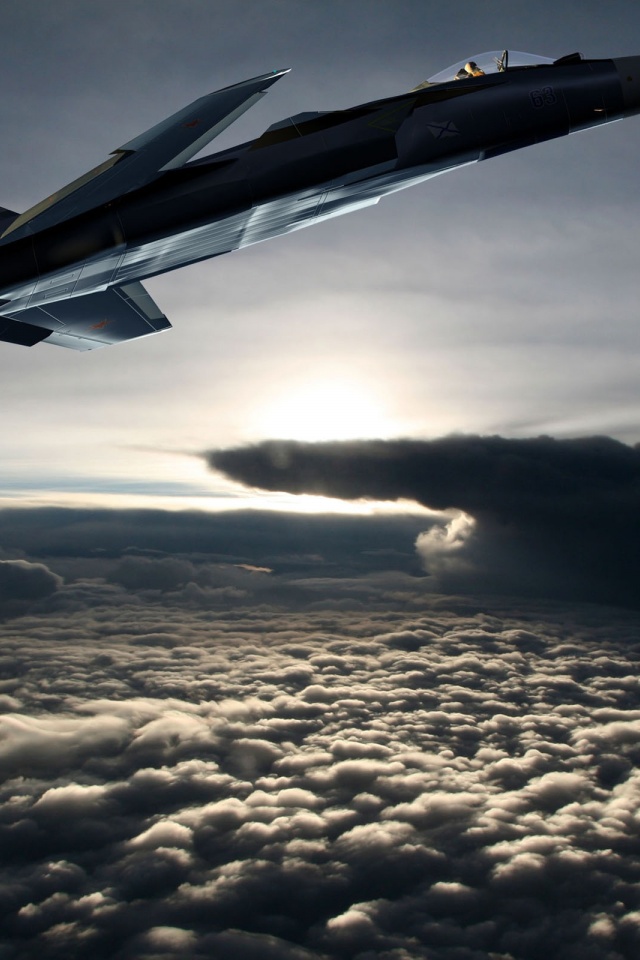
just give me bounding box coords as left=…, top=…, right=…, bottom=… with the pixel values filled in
left=426, top=50, right=558, bottom=85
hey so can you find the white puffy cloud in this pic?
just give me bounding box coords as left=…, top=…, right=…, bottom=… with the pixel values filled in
left=0, top=580, right=639, bottom=958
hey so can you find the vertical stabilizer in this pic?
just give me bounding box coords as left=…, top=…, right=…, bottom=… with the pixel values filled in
left=0, top=206, right=19, bottom=234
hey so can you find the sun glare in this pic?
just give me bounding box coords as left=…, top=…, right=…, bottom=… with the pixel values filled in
left=255, top=379, right=396, bottom=442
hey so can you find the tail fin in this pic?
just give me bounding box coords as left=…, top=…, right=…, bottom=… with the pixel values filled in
left=0, top=206, right=19, bottom=235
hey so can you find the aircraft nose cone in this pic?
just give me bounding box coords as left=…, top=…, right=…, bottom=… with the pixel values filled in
left=614, top=56, right=640, bottom=116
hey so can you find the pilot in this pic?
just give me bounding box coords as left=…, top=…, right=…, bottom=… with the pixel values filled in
left=465, top=61, right=485, bottom=77
left=454, top=67, right=470, bottom=80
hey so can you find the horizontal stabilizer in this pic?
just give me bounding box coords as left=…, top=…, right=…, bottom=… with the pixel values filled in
left=3, top=281, right=171, bottom=350
left=0, top=315, right=51, bottom=346
left=1, top=69, right=289, bottom=242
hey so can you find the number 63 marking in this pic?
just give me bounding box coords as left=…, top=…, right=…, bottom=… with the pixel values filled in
left=530, top=86, right=557, bottom=108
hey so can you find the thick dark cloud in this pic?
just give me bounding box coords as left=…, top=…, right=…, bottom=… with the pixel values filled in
left=0, top=507, right=427, bottom=576
left=0, top=560, right=61, bottom=602
left=0, top=506, right=434, bottom=621
left=206, top=436, right=640, bottom=607
left=0, top=559, right=62, bottom=616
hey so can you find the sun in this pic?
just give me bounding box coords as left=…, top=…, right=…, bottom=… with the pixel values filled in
left=254, top=378, right=396, bottom=442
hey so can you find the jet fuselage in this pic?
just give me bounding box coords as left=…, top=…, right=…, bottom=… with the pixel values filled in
left=1, top=52, right=639, bottom=349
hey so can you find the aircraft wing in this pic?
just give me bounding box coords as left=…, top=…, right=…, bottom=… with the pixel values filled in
left=1, top=69, right=289, bottom=242
left=0, top=282, right=171, bottom=350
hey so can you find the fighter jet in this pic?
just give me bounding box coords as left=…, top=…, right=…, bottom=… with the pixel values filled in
left=1, top=49, right=639, bottom=350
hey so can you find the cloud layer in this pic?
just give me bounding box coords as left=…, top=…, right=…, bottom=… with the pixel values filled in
left=206, top=435, right=640, bottom=607
left=0, top=505, right=639, bottom=957
left=1, top=581, right=640, bottom=959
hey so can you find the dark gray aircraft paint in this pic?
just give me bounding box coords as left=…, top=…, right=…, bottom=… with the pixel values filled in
left=0, top=49, right=639, bottom=351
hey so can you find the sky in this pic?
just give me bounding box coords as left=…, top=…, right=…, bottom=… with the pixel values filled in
left=2, top=2, right=640, bottom=958
left=1, top=0, right=640, bottom=509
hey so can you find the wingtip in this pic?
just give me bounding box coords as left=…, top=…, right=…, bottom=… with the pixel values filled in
left=266, top=67, right=291, bottom=81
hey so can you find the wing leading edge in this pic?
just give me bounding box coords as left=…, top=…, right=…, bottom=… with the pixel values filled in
left=0, top=282, right=171, bottom=351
